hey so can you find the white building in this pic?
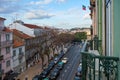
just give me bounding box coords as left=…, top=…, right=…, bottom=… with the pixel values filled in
left=8, top=20, right=44, bottom=37
left=12, top=40, right=26, bottom=73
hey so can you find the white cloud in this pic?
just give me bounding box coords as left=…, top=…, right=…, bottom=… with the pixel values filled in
left=83, top=13, right=90, bottom=19
left=24, top=10, right=55, bottom=19
left=0, top=0, right=21, bottom=14
left=56, top=0, right=66, bottom=3
left=29, top=0, right=53, bottom=5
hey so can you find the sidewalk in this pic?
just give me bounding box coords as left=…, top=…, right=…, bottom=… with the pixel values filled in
left=88, top=50, right=100, bottom=56
left=16, top=61, right=42, bottom=80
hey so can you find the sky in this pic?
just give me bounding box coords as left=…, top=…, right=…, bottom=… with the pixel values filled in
left=0, top=0, right=91, bottom=29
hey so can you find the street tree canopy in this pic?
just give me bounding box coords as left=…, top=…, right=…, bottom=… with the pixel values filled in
left=74, top=32, right=87, bottom=42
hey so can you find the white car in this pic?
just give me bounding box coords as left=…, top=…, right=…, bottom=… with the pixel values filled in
left=54, top=57, right=58, bottom=64
left=62, top=57, right=68, bottom=63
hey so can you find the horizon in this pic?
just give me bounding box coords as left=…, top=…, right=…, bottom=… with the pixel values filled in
left=0, top=0, right=91, bottom=29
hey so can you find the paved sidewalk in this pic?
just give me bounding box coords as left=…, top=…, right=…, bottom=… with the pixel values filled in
left=16, top=61, right=43, bottom=80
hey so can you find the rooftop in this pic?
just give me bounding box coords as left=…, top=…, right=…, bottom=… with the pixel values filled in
left=2, top=27, right=12, bottom=32
left=13, top=40, right=24, bottom=48
left=12, top=29, right=32, bottom=39
left=23, top=24, right=43, bottom=29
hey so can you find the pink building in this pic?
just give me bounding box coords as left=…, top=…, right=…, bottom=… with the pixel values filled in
left=0, top=17, right=13, bottom=79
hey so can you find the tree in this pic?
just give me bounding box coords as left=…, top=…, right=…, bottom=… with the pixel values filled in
left=74, top=32, right=87, bottom=42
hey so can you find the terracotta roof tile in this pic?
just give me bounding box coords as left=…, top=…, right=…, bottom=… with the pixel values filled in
left=23, top=24, right=43, bottom=29
left=13, top=40, right=24, bottom=48
left=3, top=27, right=12, bottom=32
left=12, top=29, right=32, bottom=39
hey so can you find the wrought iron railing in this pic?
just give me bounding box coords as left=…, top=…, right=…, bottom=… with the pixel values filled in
left=0, top=69, right=4, bottom=75
left=0, top=40, right=13, bottom=48
left=18, top=52, right=24, bottom=59
left=88, top=38, right=102, bottom=54
left=81, top=52, right=119, bottom=80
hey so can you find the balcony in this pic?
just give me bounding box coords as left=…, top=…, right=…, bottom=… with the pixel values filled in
left=0, top=40, right=13, bottom=48
left=0, top=69, right=4, bottom=75
left=81, top=52, right=119, bottom=80
left=18, top=52, right=24, bottom=59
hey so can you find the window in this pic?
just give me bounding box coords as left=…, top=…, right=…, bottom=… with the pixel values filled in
left=6, top=47, right=10, bottom=53
left=13, top=50, right=16, bottom=57
left=0, top=64, right=1, bottom=71
left=19, top=48, right=22, bottom=54
left=19, top=59, right=22, bottom=64
left=0, top=49, right=1, bottom=55
left=6, top=34, right=10, bottom=41
left=6, top=60, right=10, bottom=67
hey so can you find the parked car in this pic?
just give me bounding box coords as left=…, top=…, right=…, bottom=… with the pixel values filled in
left=48, top=61, right=54, bottom=71
left=74, top=76, right=80, bottom=80
left=43, top=77, right=49, bottom=80
left=39, top=68, right=50, bottom=78
left=49, top=68, right=60, bottom=80
left=56, top=61, right=64, bottom=70
left=62, top=57, right=68, bottom=63
left=54, top=57, right=59, bottom=64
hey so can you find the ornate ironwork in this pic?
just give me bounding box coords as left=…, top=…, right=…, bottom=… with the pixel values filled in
left=82, top=52, right=119, bottom=80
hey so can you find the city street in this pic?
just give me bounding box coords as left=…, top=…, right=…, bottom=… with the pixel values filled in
left=57, top=44, right=82, bottom=80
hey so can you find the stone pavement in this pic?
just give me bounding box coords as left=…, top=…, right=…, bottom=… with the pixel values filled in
left=16, top=61, right=43, bottom=80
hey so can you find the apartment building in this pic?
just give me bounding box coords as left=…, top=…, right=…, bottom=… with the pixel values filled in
left=0, top=17, right=13, bottom=79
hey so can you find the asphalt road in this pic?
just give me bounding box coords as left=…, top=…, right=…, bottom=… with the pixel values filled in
left=57, top=44, right=82, bottom=80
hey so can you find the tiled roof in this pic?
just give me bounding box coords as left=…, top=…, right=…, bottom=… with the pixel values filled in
left=12, top=29, right=32, bottom=39
left=23, top=24, right=43, bottom=29
left=0, top=17, right=6, bottom=20
left=3, top=27, right=12, bottom=32
left=13, top=40, right=24, bottom=48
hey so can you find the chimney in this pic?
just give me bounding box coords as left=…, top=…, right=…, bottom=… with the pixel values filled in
left=0, top=17, right=6, bottom=30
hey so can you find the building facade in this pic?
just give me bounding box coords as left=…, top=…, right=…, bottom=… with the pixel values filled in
left=90, top=0, right=120, bottom=79
left=0, top=17, right=13, bottom=79
left=12, top=40, right=26, bottom=73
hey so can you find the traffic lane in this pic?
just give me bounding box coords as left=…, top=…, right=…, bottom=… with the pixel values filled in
left=47, top=45, right=77, bottom=79
left=67, top=54, right=81, bottom=80
left=57, top=45, right=81, bottom=80
left=57, top=45, right=78, bottom=80
left=64, top=49, right=81, bottom=80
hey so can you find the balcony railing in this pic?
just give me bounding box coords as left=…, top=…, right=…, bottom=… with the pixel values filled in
left=0, top=69, right=4, bottom=75
left=0, top=40, right=13, bottom=48
left=81, top=52, right=119, bottom=80
left=18, top=52, right=24, bottom=59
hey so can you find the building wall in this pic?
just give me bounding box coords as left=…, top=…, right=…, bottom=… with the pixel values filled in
left=105, top=0, right=113, bottom=56
left=102, top=0, right=106, bottom=55
left=0, top=32, right=13, bottom=73
left=105, top=0, right=120, bottom=79
left=97, top=0, right=103, bottom=54
left=9, top=23, right=35, bottom=37
left=12, top=46, right=26, bottom=73
left=113, top=0, right=120, bottom=79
